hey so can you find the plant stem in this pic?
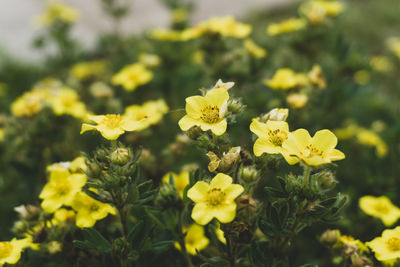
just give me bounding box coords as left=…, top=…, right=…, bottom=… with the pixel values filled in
left=302, top=166, right=312, bottom=186
left=224, top=228, right=236, bottom=267
left=177, top=210, right=194, bottom=267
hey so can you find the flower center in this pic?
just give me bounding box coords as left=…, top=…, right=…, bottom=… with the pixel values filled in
left=103, top=114, right=122, bottom=128
left=267, top=129, right=287, bottom=146
left=302, top=144, right=323, bottom=158
left=200, top=106, right=220, bottom=124
left=374, top=203, right=390, bottom=214
left=56, top=182, right=71, bottom=196
left=207, top=188, right=225, bottom=206
left=0, top=242, right=13, bottom=259
left=386, top=237, right=400, bottom=251
left=90, top=204, right=100, bottom=212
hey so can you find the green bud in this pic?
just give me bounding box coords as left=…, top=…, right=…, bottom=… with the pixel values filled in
left=155, top=183, right=182, bottom=209
left=239, top=166, right=259, bottom=183
left=228, top=98, right=245, bottom=114
left=87, top=162, right=101, bottom=178
left=285, top=174, right=302, bottom=194
left=112, top=237, right=129, bottom=258
left=12, top=221, right=28, bottom=235
left=320, top=229, right=340, bottom=247
left=111, top=148, right=131, bottom=165
left=186, top=126, right=203, bottom=140
left=315, top=170, right=338, bottom=191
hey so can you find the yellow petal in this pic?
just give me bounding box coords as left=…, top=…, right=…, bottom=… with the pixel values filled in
left=215, top=203, right=237, bottom=223
left=224, top=184, right=244, bottom=200
left=87, top=114, right=106, bottom=124
left=187, top=181, right=210, bottom=202
left=178, top=115, right=199, bottom=131
left=253, top=138, right=281, bottom=156
left=75, top=212, right=96, bottom=228
left=281, top=151, right=300, bottom=165
left=282, top=129, right=311, bottom=155
left=210, top=119, right=227, bottom=136
left=210, top=173, right=232, bottom=190
left=312, top=129, right=338, bottom=151
left=185, top=95, right=205, bottom=118
left=96, top=125, right=125, bottom=140
left=121, top=118, right=144, bottom=131
left=266, top=120, right=289, bottom=132
left=249, top=119, right=268, bottom=138
left=41, top=197, right=62, bottom=213
left=303, top=156, right=328, bottom=166
left=205, top=88, right=229, bottom=108
left=328, top=149, right=345, bottom=161
left=192, top=203, right=214, bottom=225
left=80, top=123, right=97, bottom=134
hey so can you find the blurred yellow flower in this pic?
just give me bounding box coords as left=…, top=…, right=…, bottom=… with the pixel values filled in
left=148, top=28, right=182, bottom=41
left=69, top=156, right=87, bottom=173
left=70, top=60, right=107, bottom=80
left=354, top=70, right=371, bottom=85
left=35, top=1, right=79, bottom=26
left=0, top=128, right=4, bottom=142
left=338, top=235, right=369, bottom=253
left=250, top=119, right=297, bottom=164
left=0, top=237, right=33, bottom=265
left=356, top=128, right=388, bottom=157
left=308, top=65, right=326, bottom=89
left=11, top=89, right=48, bottom=117
left=47, top=241, right=62, bottom=254
left=138, top=53, right=161, bottom=68
left=162, top=171, right=190, bottom=198
left=367, top=227, right=400, bottom=264
left=244, top=39, right=267, bottom=59
left=387, top=37, right=400, bottom=59
left=52, top=208, right=76, bottom=225
left=175, top=224, right=209, bottom=255
left=359, top=196, right=400, bottom=226
left=81, top=114, right=145, bottom=140
left=286, top=93, right=308, bottom=109
left=111, top=63, right=153, bottom=91
left=196, top=16, right=252, bottom=39
left=39, top=166, right=86, bottom=213
left=370, top=56, right=393, bottom=72
left=187, top=173, right=244, bottom=225
left=71, top=192, right=116, bottom=228
left=265, top=68, right=307, bottom=90
left=282, top=129, right=345, bottom=166
left=48, top=87, right=87, bottom=119
left=124, top=99, right=169, bottom=131
left=171, top=8, right=188, bottom=24
left=267, top=18, right=306, bottom=36
left=178, top=88, right=229, bottom=136
left=300, top=1, right=343, bottom=25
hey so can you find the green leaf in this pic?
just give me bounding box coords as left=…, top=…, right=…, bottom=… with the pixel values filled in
left=127, top=220, right=144, bottom=243
left=151, top=240, right=174, bottom=252
left=81, top=228, right=111, bottom=253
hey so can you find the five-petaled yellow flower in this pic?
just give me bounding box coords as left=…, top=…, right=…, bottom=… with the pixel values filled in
left=162, top=171, right=190, bottom=198
left=174, top=224, right=210, bottom=255
left=81, top=114, right=144, bottom=140
left=264, top=68, right=307, bottom=90
left=282, top=129, right=345, bottom=166
left=111, top=63, right=153, bottom=91
left=178, top=88, right=229, bottom=136
left=359, top=196, right=400, bottom=226
left=39, top=166, right=86, bottom=213
left=250, top=119, right=297, bottom=164
left=0, top=237, right=34, bottom=265
left=124, top=99, right=169, bottom=131
left=187, top=173, right=244, bottom=225
left=367, top=226, right=400, bottom=265
left=71, top=192, right=117, bottom=228
left=267, top=18, right=306, bottom=36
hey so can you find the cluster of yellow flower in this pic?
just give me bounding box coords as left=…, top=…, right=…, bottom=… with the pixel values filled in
left=149, top=16, right=252, bottom=42
left=0, top=237, right=37, bottom=265
left=264, top=65, right=326, bottom=109
left=267, top=0, right=343, bottom=36
left=335, top=122, right=388, bottom=157
left=70, top=60, right=107, bottom=81
left=39, top=157, right=116, bottom=228
left=11, top=79, right=87, bottom=119
left=35, top=1, right=80, bottom=27
left=386, top=37, right=400, bottom=60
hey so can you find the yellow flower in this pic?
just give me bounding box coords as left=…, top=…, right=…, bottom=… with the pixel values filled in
left=178, top=88, right=229, bottom=136
left=338, top=235, right=369, bottom=253
left=264, top=69, right=307, bottom=90
left=81, top=114, right=145, bottom=140
left=71, top=192, right=116, bottom=228
left=0, top=237, right=33, bottom=265
left=11, top=89, right=48, bottom=117
left=171, top=8, right=188, bottom=24
left=69, top=156, right=87, bottom=173
left=52, top=208, right=76, bottom=225
left=174, top=224, right=209, bottom=255
left=111, top=63, right=153, bottom=91
left=0, top=128, right=4, bottom=142
left=359, top=196, right=400, bottom=226
left=35, top=1, right=79, bottom=26
left=282, top=129, right=345, bottom=166
left=138, top=53, right=161, bottom=68
left=308, top=65, right=326, bottom=89
left=367, top=227, right=400, bottom=264
left=286, top=93, right=308, bottom=109
left=267, top=18, right=307, bottom=36
left=334, top=123, right=358, bottom=140
left=387, top=37, right=400, bottom=59
left=356, top=128, right=388, bottom=157
left=197, top=16, right=252, bottom=39
left=244, top=39, right=267, bottom=59
left=299, top=1, right=343, bottom=25
left=47, top=241, right=62, bottom=254
left=48, top=87, right=87, bottom=119
left=162, top=171, right=190, bottom=198
left=370, top=56, right=393, bottom=72
left=148, top=28, right=182, bottom=41
left=213, top=79, right=235, bottom=91
left=187, top=173, right=244, bottom=225
left=250, top=119, right=297, bottom=164
left=70, top=60, right=107, bottom=80
left=262, top=108, right=289, bottom=122
left=354, top=70, right=370, bottom=85
left=39, top=166, right=86, bottom=213
left=124, top=99, right=169, bottom=131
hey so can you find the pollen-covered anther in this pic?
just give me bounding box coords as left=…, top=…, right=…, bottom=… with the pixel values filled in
left=207, top=188, right=226, bottom=206
left=200, top=106, right=220, bottom=124
left=386, top=237, right=400, bottom=251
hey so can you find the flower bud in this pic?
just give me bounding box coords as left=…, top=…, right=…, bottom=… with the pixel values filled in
left=320, top=229, right=340, bottom=247
left=261, top=108, right=289, bottom=122
left=239, top=166, right=259, bottom=183
left=112, top=237, right=130, bottom=259
left=47, top=241, right=62, bottom=254
left=219, top=147, right=241, bottom=172
left=110, top=148, right=131, bottom=166
left=186, top=126, right=203, bottom=140
left=14, top=204, right=41, bottom=221
left=155, top=183, right=182, bottom=209
left=228, top=98, right=245, bottom=114
left=313, top=170, right=338, bottom=192
left=206, top=151, right=220, bottom=172
left=285, top=174, right=302, bottom=194
left=12, top=221, right=28, bottom=235
left=350, top=254, right=373, bottom=267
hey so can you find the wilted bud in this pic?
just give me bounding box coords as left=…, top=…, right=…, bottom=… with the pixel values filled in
left=261, top=108, right=289, bottom=122
left=308, top=65, right=327, bottom=89
left=239, top=166, right=259, bottom=183
left=186, top=126, right=203, bottom=140
left=207, top=151, right=221, bottom=172
left=350, top=254, right=373, bottom=267
left=12, top=221, right=28, bottom=235
left=236, top=195, right=258, bottom=219
left=110, top=148, right=131, bottom=165
left=228, top=98, right=245, bottom=114
left=89, top=82, right=113, bottom=99
left=219, top=147, right=241, bottom=172
left=320, top=229, right=340, bottom=247
left=14, top=205, right=41, bottom=221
